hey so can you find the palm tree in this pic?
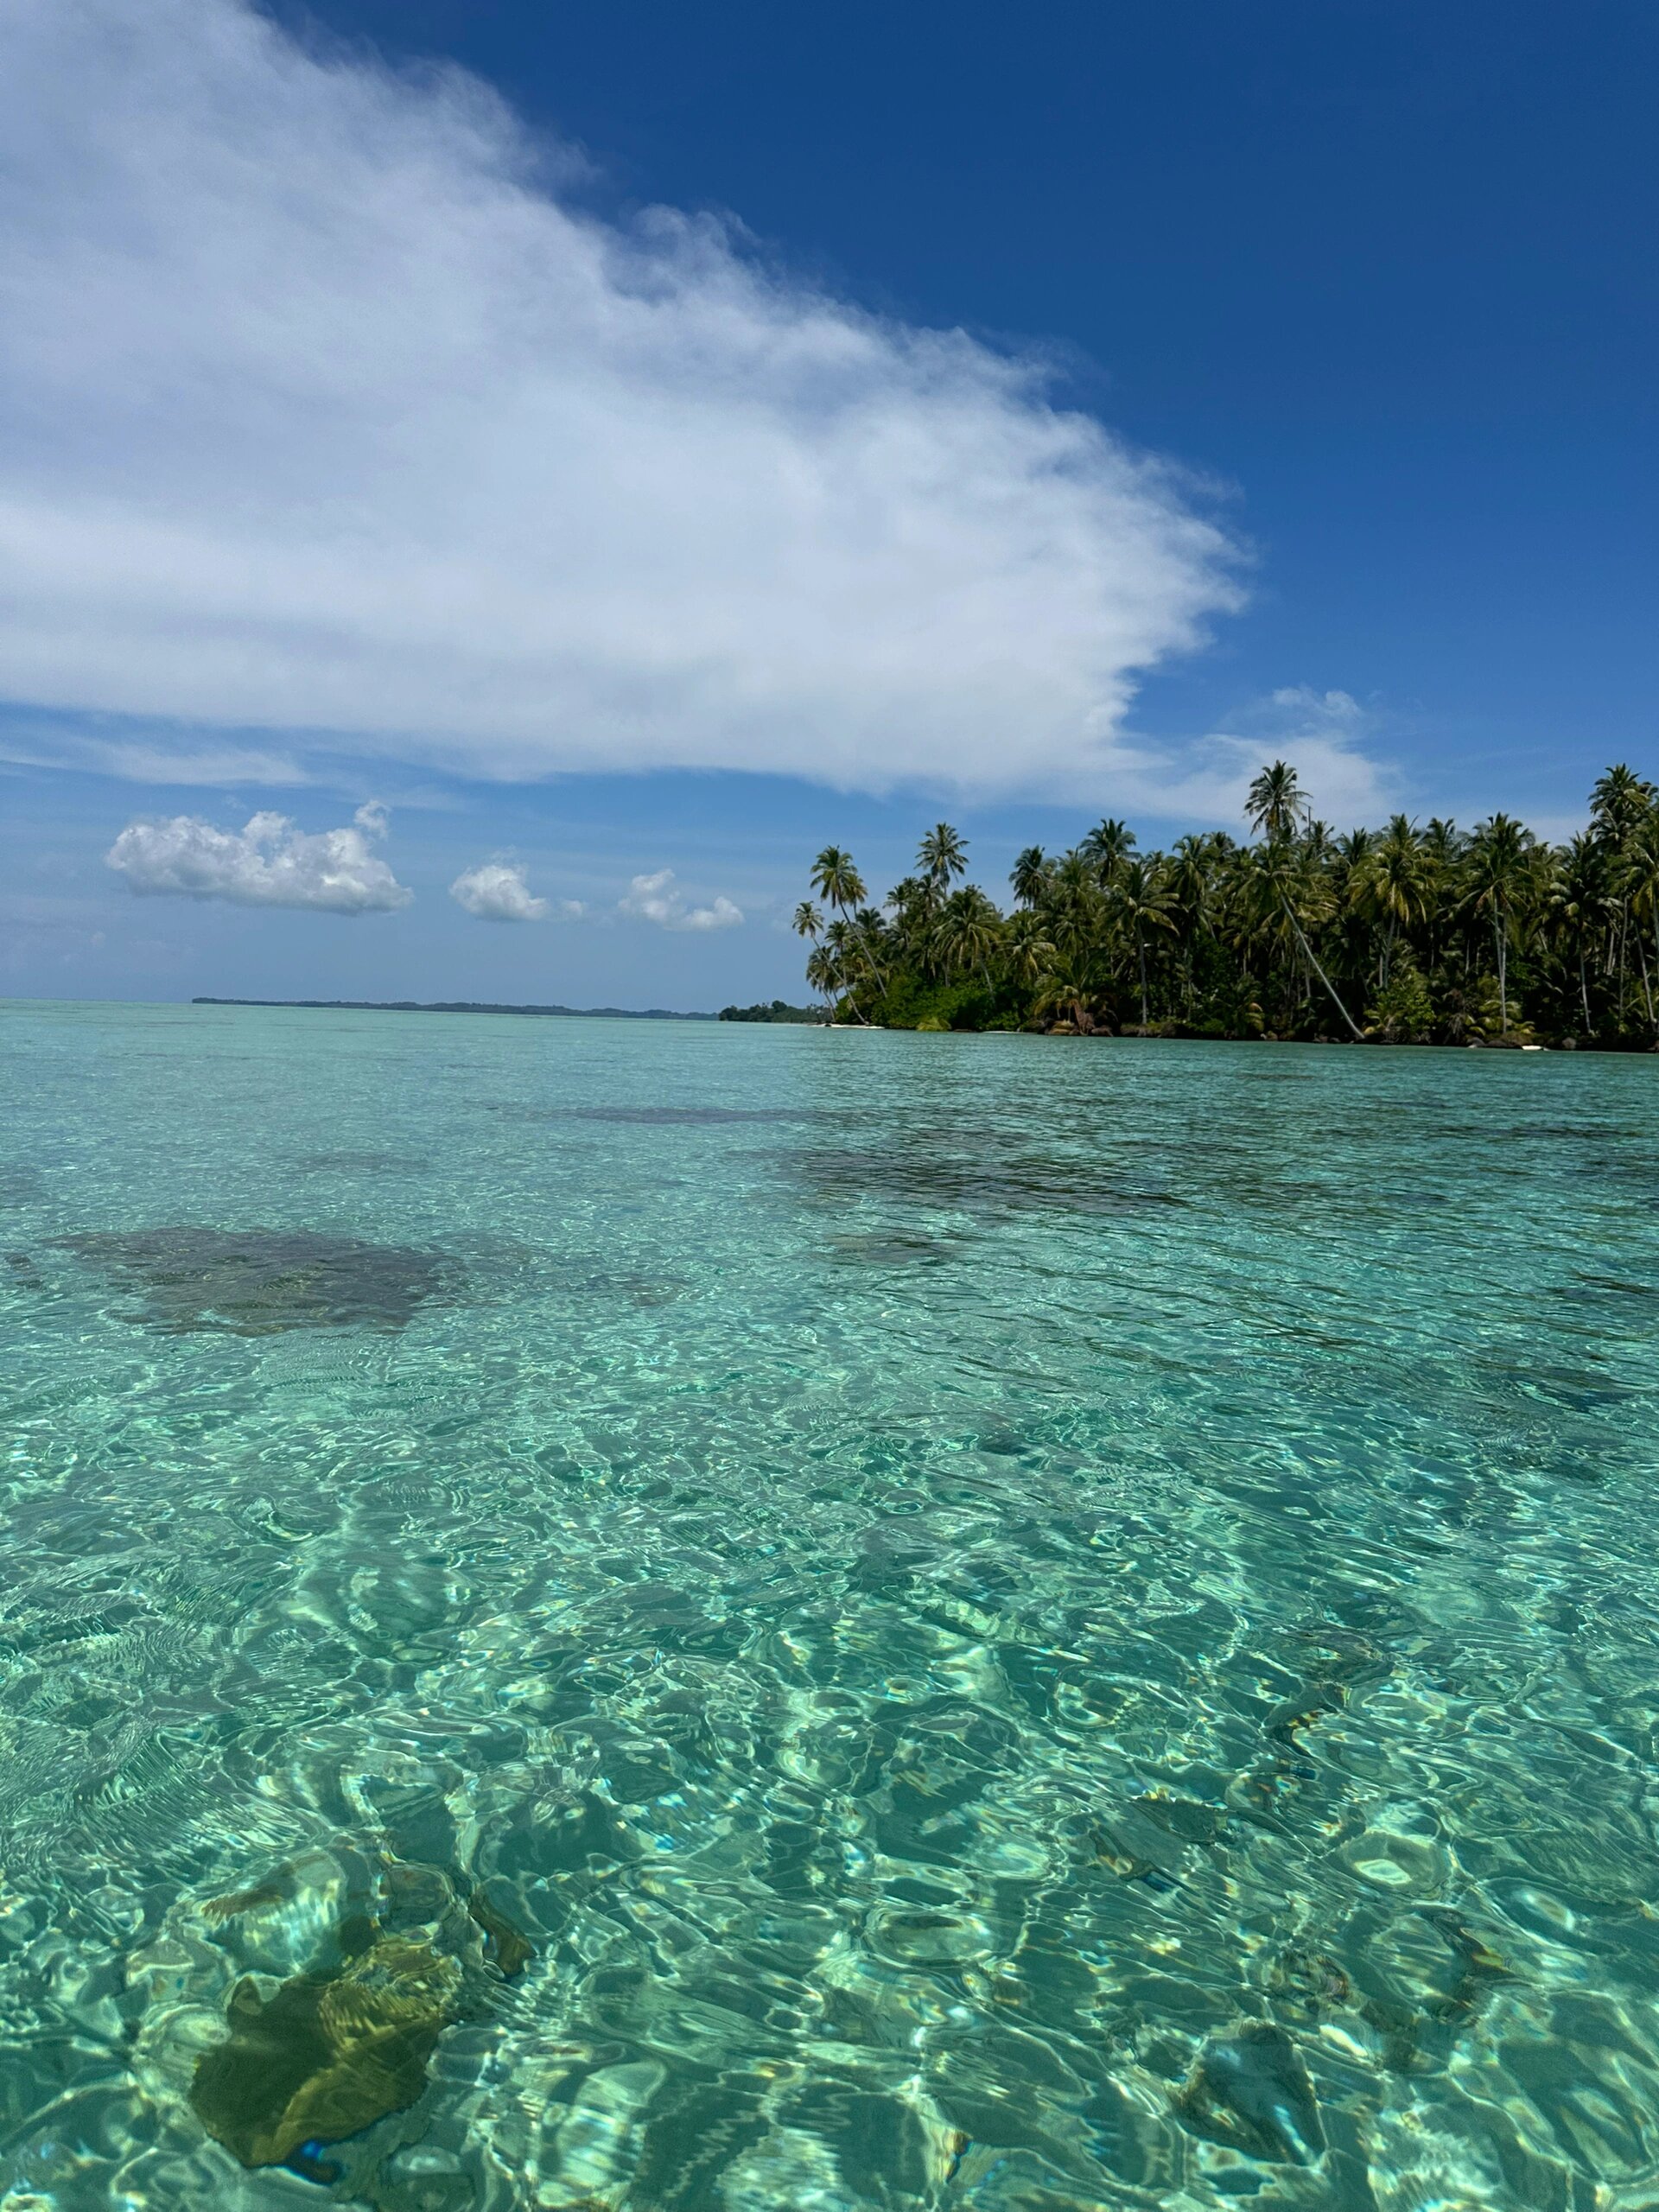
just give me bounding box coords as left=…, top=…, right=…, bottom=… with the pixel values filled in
left=810, top=848, right=879, bottom=1019
left=1246, top=760, right=1306, bottom=842
left=934, top=887, right=1004, bottom=990
left=1082, top=817, right=1136, bottom=884
left=1033, top=968, right=1095, bottom=1033
left=804, top=942, right=840, bottom=1016
left=1254, top=838, right=1363, bottom=1039
left=918, top=823, right=969, bottom=891
left=1336, top=826, right=1374, bottom=872
left=791, top=899, right=823, bottom=944
left=1005, top=911, right=1057, bottom=993
left=1591, top=764, right=1656, bottom=849
left=810, top=847, right=866, bottom=918
left=1355, top=816, right=1430, bottom=986
left=1464, top=815, right=1534, bottom=1036
left=1623, top=827, right=1659, bottom=1037
left=1113, top=857, right=1177, bottom=1030
left=1166, top=835, right=1213, bottom=1018
left=1010, top=845, right=1050, bottom=906
left=1043, top=850, right=1104, bottom=969
left=1589, top=767, right=1655, bottom=1023
left=1553, top=832, right=1615, bottom=1035
left=882, top=876, right=935, bottom=982
left=823, top=918, right=869, bottom=1005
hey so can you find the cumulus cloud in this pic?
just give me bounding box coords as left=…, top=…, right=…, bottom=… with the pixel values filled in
left=1159, top=689, right=1392, bottom=828
left=619, top=869, right=743, bottom=931
left=449, top=861, right=549, bottom=921
left=1013, top=685, right=1391, bottom=832
left=105, top=803, right=411, bottom=911
left=0, top=0, right=1241, bottom=800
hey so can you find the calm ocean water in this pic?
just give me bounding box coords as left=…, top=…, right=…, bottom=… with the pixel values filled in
left=3, top=999, right=1659, bottom=2210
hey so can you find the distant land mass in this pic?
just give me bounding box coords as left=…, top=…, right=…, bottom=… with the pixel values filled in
left=193, top=997, right=715, bottom=1020
left=717, top=1000, right=823, bottom=1023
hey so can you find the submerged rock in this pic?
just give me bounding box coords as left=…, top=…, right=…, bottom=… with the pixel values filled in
left=1417, top=1910, right=1512, bottom=2023
left=1091, top=1801, right=1191, bottom=1883
left=467, top=1890, right=534, bottom=1978
left=60, top=1228, right=445, bottom=1334
left=189, top=1935, right=461, bottom=2170
left=1176, top=2023, right=1325, bottom=2164
left=1268, top=1947, right=1352, bottom=2024
left=1263, top=1680, right=1348, bottom=1751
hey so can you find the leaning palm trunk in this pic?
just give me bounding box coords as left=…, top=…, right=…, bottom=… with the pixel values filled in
left=840, top=908, right=879, bottom=1023
left=1278, top=895, right=1363, bottom=1040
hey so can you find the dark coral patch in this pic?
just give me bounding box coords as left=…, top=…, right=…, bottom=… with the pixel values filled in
left=60, top=1229, right=446, bottom=1334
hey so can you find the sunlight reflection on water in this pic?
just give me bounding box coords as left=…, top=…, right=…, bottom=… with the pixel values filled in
left=2, top=1002, right=1658, bottom=2209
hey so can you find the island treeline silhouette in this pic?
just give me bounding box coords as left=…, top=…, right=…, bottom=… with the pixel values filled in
left=795, top=762, right=1659, bottom=1046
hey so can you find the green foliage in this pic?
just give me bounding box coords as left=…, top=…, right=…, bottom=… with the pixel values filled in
left=798, top=765, right=1659, bottom=1048
left=1471, top=975, right=1533, bottom=1045
left=718, top=1000, right=822, bottom=1023
left=1366, top=959, right=1433, bottom=1043
left=868, top=976, right=1001, bottom=1030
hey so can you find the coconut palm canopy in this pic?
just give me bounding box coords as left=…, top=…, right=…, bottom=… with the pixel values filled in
left=803, top=762, right=1659, bottom=1046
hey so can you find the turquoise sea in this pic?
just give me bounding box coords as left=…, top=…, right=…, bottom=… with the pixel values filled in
left=3, top=999, right=1659, bottom=2211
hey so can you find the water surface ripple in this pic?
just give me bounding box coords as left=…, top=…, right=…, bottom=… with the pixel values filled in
left=3, top=1002, right=1658, bottom=2210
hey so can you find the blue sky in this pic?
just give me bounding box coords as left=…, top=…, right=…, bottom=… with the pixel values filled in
left=2, top=0, right=1654, bottom=1007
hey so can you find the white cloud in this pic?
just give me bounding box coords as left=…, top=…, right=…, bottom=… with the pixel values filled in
left=105, top=804, right=411, bottom=911
left=0, top=728, right=308, bottom=785
left=1179, top=689, right=1392, bottom=829
left=0, top=0, right=1241, bottom=801
left=684, top=897, right=744, bottom=931
left=449, top=860, right=549, bottom=921
left=1086, top=687, right=1393, bottom=830
left=619, top=868, right=743, bottom=931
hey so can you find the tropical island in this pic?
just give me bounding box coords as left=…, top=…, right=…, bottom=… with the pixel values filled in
left=795, top=761, right=1659, bottom=1046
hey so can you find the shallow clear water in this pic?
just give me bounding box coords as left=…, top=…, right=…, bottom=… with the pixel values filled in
left=3, top=1001, right=1659, bottom=2211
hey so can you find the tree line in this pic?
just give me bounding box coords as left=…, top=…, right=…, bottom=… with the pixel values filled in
left=793, top=762, right=1659, bottom=1046
left=717, top=999, right=822, bottom=1024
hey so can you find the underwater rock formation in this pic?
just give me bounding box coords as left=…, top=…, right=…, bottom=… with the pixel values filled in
left=1176, top=2022, right=1325, bottom=2164
left=189, top=1934, right=461, bottom=2170
left=467, top=1890, right=533, bottom=1978
left=60, top=1228, right=446, bottom=1333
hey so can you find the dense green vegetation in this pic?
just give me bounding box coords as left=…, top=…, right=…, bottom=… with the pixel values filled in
left=717, top=999, right=824, bottom=1024
left=796, top=762, right=1659, bottom=1046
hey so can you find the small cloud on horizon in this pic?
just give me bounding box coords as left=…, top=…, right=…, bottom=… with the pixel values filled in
left=619, top=869, right=744, bottom=931
left=449, top=861, right=550, bottom=922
